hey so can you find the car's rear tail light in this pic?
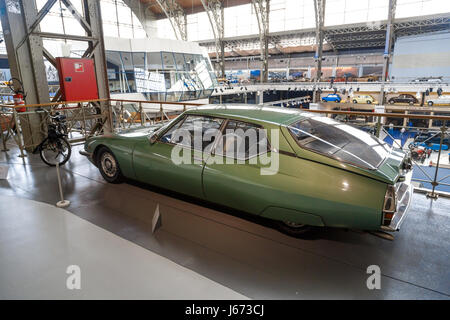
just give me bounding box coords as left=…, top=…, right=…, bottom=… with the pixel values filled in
left=383, top=185, right=397, bottom=226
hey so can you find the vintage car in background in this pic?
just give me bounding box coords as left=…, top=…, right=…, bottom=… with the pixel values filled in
left=351, top=94, right=379, bottom=104
left=389, top=94, right=418, bottom=105
left=427, top=95, right=450, bottom=106
left=321, top=94, right=342, bottom=103
left=80, top=105, right=413, bottom=237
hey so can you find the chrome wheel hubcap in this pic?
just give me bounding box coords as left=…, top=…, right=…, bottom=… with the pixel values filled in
left=101, top=153, right=117, bottom=177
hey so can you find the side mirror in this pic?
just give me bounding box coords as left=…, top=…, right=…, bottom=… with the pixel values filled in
left=149, top=132, right=158, bottom=144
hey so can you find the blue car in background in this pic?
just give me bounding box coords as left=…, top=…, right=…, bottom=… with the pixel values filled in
left=322, top=94, right=341, bottom=103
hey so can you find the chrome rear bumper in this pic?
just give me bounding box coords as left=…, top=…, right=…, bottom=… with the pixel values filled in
left=381, top=171, right=413, bottom=232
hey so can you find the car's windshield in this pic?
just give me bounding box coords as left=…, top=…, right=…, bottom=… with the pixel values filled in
left=288, top=116, right=392, bottom=170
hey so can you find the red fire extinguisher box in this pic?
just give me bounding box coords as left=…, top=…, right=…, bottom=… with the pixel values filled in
left=56, top=57, right=99, bottom=101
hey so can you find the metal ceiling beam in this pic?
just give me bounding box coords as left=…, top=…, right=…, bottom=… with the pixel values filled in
left=333, top=41, right=386, bottom=49
left=200, top=0, right=225, bottom=78
left=198, top=13, right=450, bottom=57
left=328, top=33, right=386, bottom=43
left=154, top=0, right=187, bottom=41
left=252, top=0, right=270, bottom=83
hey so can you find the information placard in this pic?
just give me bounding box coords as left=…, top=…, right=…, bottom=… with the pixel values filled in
left=0, top=165, right=9, bottom=179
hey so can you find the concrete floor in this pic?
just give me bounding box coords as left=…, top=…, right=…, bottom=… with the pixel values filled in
left=0, top=194, right=247, bottom=299
left=0, top=141, right=449, bottom=299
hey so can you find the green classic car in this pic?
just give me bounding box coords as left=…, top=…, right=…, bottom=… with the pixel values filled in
left=80, top=105, right=413, bottom=236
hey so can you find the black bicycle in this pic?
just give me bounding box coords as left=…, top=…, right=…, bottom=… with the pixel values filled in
left=34, top=112, right=71, bottom=166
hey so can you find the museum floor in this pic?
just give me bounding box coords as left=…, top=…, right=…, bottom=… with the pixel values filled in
left=0, top=143, right=449, bottom=299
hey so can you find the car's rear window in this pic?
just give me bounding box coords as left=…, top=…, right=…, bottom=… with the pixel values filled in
left=288, top=116, right=391, bottom=170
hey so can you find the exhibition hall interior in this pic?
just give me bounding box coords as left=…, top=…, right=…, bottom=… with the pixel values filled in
left=0, top=0, right=449, bottom=301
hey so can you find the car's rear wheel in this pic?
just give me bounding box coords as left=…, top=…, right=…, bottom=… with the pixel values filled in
left=366, top=100, right=372, bottom=104
left=389, top=100, right=395, bottom=104
left=97, top=147, right=123, bottom=184
left=276, top=220, right=312, bottom=237
left=409, top=101, right=414, bottom=105
left=428, top=101, right=433, bottom=106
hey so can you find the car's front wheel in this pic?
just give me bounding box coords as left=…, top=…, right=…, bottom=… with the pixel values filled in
left=97, top=147, right=123, bottom=184
left=428, top=101, right=434, bottom=106
left=409, top=101, right=414, bottom=105
left=352, top=99, right=357, bottom=104
left=367, top=100, right=372, bottom=104
left=276, top=220, right=312, bottom=237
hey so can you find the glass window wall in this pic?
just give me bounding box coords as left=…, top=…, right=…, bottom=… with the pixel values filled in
left=106, top=50, right=217, bottom=102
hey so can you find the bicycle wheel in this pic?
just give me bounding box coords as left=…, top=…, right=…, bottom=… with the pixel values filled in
left=39, top=137, right=72, bottom=166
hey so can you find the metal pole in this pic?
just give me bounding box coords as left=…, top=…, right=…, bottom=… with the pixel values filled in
left=427, top=125, right=446, bottom=199
left=376, top=116, right=382, bottom=138
left=81, top=103, right=87, bottom=139
left=13, top=108, right=26, bottom=158
left=1, top=121, right=9, bottom=151
left=139, top=102, right=144, bottom=126
left=55, top=162, right=70, bottom=208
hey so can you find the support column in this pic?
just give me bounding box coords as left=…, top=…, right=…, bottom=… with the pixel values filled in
left=380, top=0, right=397, bottom=105
left=252, top=0, right=270, bottom=83
left=154, top=0, right=187, bottom=41
left=0, top=0, right=112, bottom=149
left=83, top=0, right=111, bottom=132
left=201, top=1, right=225, bottom=78
left=313, top=0, right=326, bottom=102
left=0, top=0, right=51, bottom=148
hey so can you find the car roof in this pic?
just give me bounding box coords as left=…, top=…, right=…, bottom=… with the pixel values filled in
left=185, top=104, right=311, bottom=125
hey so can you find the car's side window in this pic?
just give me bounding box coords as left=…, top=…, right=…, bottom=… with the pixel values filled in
left=215, top=120, right=270, bottom=160
left=160, top=115, right=224, bottom=152
left=159, top=116, right=186, bottom=144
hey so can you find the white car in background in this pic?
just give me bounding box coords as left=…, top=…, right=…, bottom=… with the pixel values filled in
left=427, top=95, right=450, bottom=106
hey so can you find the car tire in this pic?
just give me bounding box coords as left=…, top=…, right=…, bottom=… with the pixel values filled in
left=389, top=100, right=394, bottom=104
left=409, top=101, right=414, bottom=105
left=367, top=100, right=372, bottom=104
left=97, top=147, right=123, bottom=184
left=352, top=99, right=357, bottom=104
left=428, top=101, right=433, bottom=106
left=276, top=220, right=312, bottom=237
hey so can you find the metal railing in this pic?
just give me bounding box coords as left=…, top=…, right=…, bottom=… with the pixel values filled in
left=2, top=98, right=450, bottom=199
left=109, top=99, right=202, bottom=130
left=0, top=98, right=202, bottom=156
